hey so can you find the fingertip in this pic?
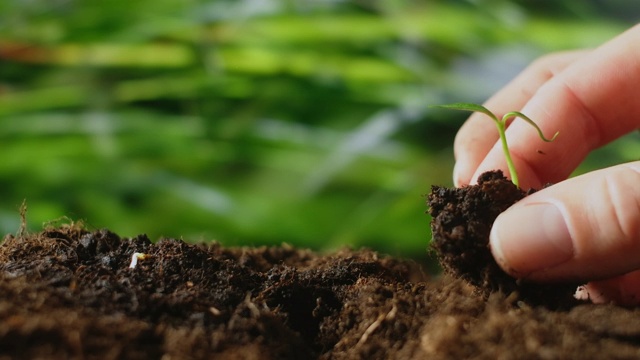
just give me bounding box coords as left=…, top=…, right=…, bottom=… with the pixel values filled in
left=454, top=155, right=496, bottom=187
left=452, top=161, right=469, bottom=187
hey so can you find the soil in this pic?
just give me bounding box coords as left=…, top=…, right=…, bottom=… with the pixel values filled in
left=2, top=175, right=640, bottom=359
left=428, top=170, right=579, bottom=307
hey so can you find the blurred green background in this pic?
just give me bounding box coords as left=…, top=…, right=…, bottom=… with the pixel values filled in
left=0, top=0, right=638, bottom=262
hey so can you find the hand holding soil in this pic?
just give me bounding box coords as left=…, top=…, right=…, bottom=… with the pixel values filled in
left=452, top=25, right=640, bottom=305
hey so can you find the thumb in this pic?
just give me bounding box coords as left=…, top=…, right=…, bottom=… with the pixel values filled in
left=490, top=162, right=640, bottom=282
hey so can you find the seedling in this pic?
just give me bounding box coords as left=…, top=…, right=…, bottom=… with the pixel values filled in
left=433, top=103, right=558, bottom=188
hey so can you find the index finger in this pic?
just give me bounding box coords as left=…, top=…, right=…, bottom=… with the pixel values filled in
left=471, top=25, right=640, bottom=189
left=453, top=50, right=586, bottom=187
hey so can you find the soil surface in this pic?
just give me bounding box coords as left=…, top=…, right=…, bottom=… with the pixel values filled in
left=2, top=183, right=640, bottom=358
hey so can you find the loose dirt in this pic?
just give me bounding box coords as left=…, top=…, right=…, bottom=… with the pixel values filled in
left=2, top=176, right=640, bottom=359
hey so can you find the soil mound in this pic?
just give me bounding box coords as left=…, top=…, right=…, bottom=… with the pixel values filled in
left=2, top=220, right=640, bottom=359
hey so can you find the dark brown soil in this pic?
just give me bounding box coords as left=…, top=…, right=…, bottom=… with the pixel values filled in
left=3, top=187, right=640, bottom=358
left=428, top=170, right=579, bottom=307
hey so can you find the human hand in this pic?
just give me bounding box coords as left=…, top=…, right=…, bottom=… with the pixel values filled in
left=452, top=25, right=640, bottom=305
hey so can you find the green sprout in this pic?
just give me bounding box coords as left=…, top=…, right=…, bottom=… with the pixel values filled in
left=433, top=103, right=558, bottom=188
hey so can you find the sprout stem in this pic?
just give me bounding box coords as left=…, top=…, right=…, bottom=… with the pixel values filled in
left=496, top=120, right=520, bottom=187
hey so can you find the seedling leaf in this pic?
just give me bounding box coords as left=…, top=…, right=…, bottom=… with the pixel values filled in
left=432, top=103, right=499, bottom=123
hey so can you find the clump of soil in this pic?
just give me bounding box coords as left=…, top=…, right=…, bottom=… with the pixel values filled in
left=428, top=170, right=579, bottom=307
left=0, top=222, right=433, bottom=359
left=3, top=216, right=640, bottom=358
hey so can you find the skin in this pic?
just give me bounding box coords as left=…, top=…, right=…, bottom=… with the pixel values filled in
left=453, top=24, right=640, bottom=305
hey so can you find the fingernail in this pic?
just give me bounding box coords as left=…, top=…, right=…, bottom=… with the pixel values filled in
left=490, top=202, right=574, bottom=276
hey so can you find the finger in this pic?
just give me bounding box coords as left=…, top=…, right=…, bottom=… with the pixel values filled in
left=490, top=162, right=640, bottom=282
left=453, top=50, right=587, bottom=187
left=579, top=271, right=640, bottom=305
left=471, top=24, right=640, bottom=189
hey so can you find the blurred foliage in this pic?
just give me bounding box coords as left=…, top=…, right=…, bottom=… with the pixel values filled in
left=0, top=0, right=637, bottom=262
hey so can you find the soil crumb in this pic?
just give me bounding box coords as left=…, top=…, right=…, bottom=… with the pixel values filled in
left=2, top=222, right=640, bottom=359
